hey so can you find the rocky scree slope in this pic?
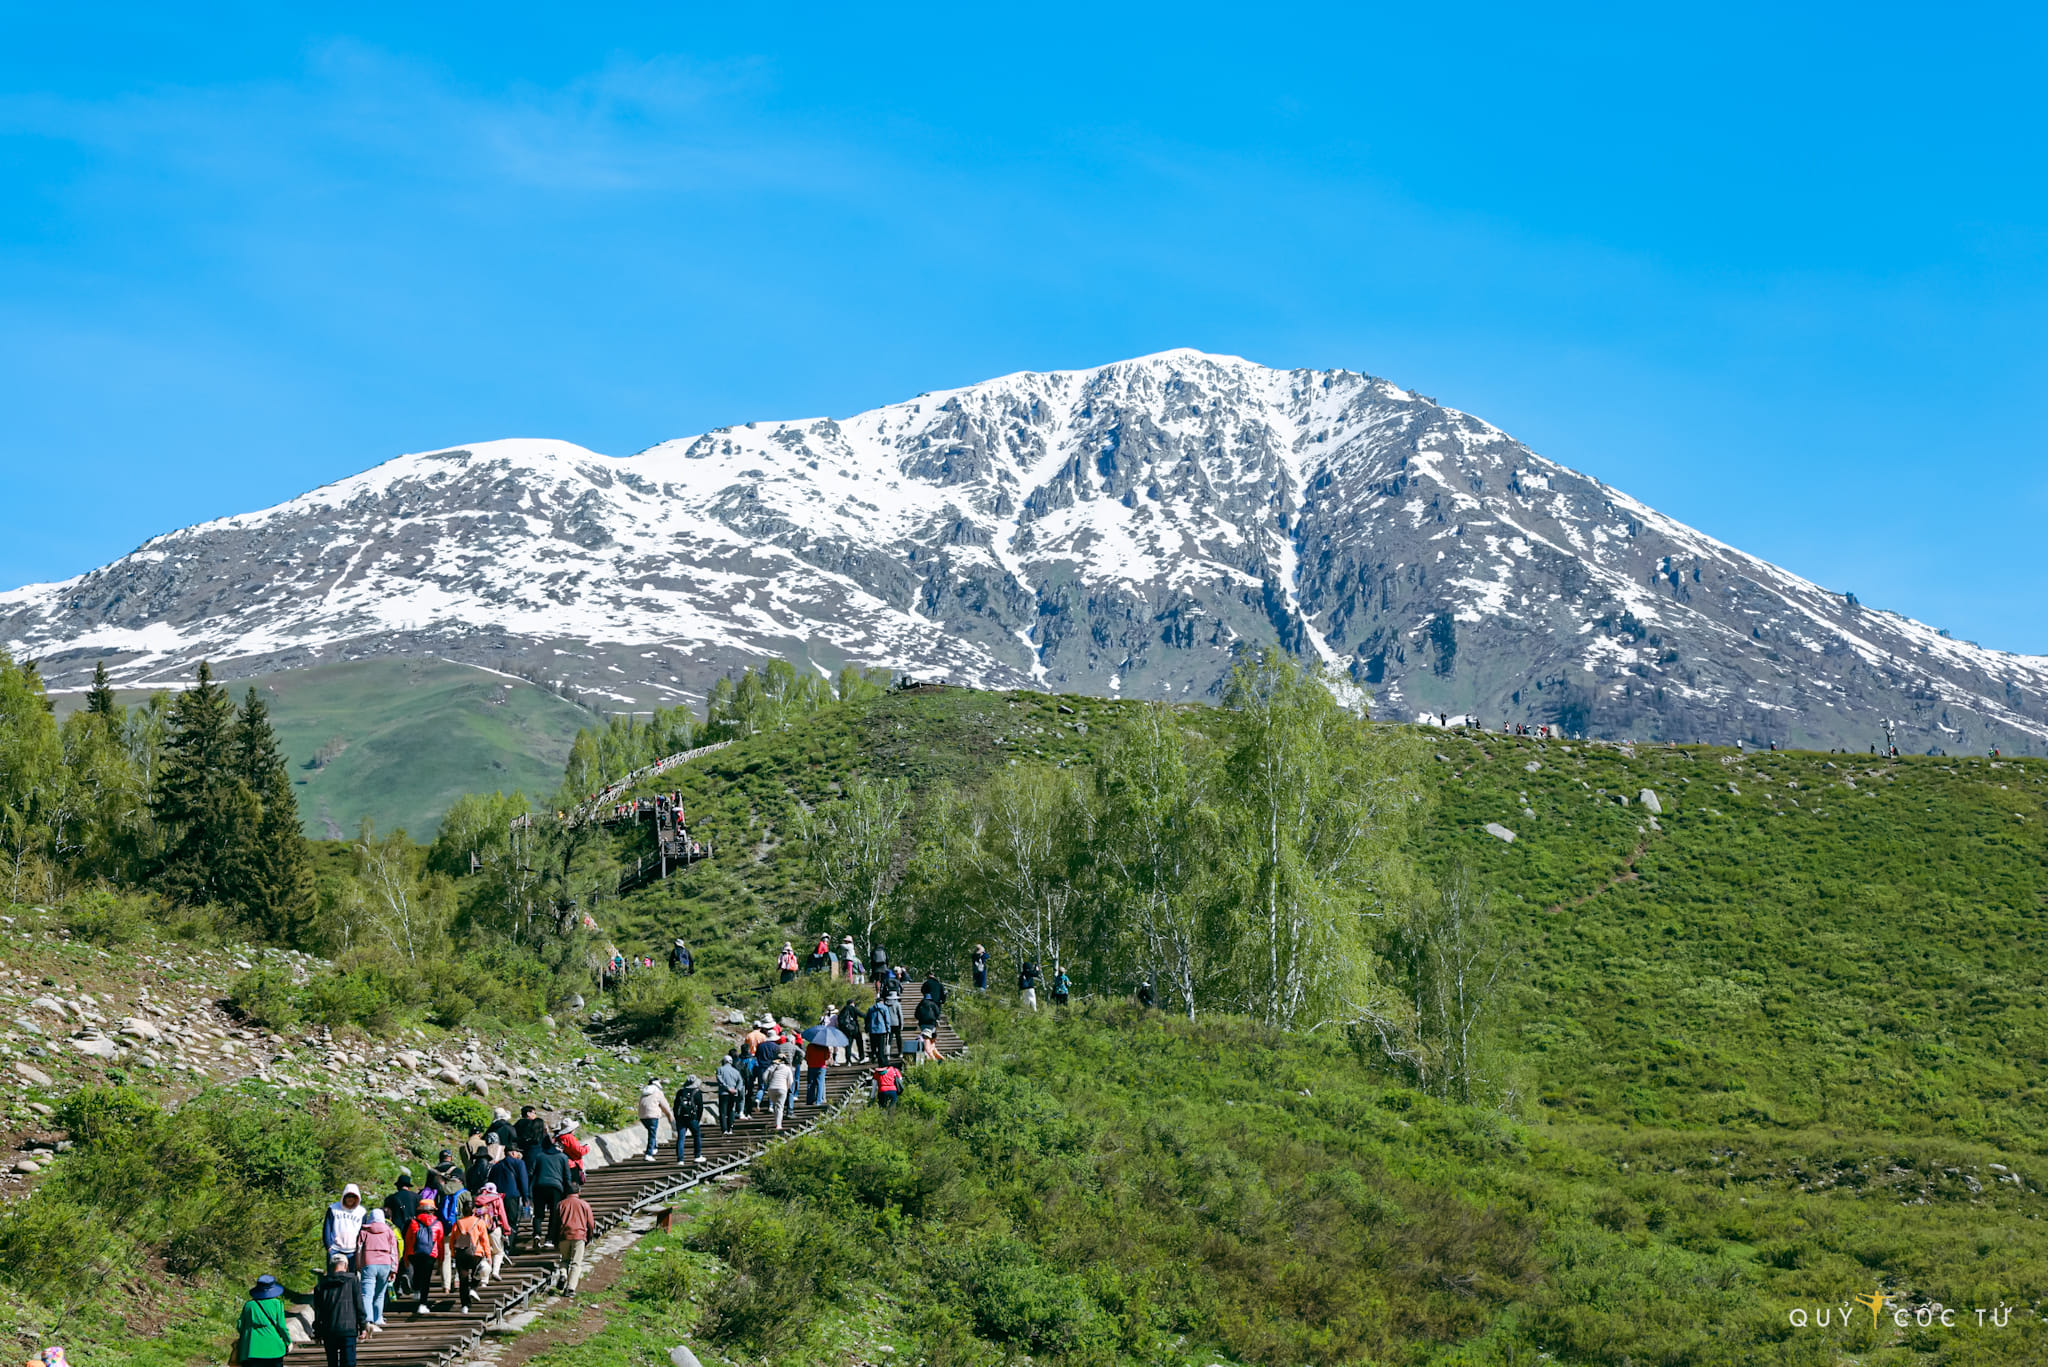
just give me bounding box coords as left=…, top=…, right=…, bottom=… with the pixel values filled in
left=5, top=350, right=2045, bottom=752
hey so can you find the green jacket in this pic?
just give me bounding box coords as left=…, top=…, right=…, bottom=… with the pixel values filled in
left=236, top=1296, right=292, bottom=1362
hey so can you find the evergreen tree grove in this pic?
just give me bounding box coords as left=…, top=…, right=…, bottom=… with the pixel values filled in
left=231, top=686, right=317, bottom=945
left=150, top=662, right=244, bottom=910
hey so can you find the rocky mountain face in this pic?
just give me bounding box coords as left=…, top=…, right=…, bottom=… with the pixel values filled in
left=5, top=350, right=2045, bottom=753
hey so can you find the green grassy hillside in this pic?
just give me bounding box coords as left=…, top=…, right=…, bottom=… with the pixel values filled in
left=554, top=688, right=2048, bottom=1363
left=59, top=658, right=594, bottom=839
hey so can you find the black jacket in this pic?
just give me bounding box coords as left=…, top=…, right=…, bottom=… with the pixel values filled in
left=383, top=1186, right=419, bottom=1227
left=485, top=1119, right=517, bottom=1150
left=312, top=1270, right=363, bottom=1341
left=513, top=1116, right=548, bottom=1153
left=531, top=1146, right=571, bottom=1194
left=674, top=1083, right=704, bottom=1125
left=915, top=995, right=942, bottom=1026
left=921, top=975, right=946, bottom=1006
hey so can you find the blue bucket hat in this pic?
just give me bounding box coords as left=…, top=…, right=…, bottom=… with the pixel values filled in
left=253, top=1274, right=284, bottom=1300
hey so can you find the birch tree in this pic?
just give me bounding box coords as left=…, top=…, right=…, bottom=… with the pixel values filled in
left=1096, top=704, right=1214, bottom=1017
left=1215, top=647, right=1423, bottom=1032
left=799, top=773, right=913, bottom=958
left=1392, top=858, right=1517, bottom=1102
left=960, top=764, right=1091, bottom=976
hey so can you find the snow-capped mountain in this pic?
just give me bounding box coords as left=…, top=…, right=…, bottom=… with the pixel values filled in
left=6, top=350, right=2045, bottom=753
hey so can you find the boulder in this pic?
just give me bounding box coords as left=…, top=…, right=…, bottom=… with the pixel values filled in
left=1525, top=761, right=1540, bottom=772
left=118, top=1018, right=163, bottom=1043
left=669, top=1347, right=704, bottom=1367
left=1484, top=823, right=1517, bottom=844
left=13, top=1062, right=52, bottom=1088
left=12, top=1158, right=41, bottom=1174
left=69, top=1035, right=120, bottom=1060
left=435, top=1066, right=465, bottom=1087
left=1638, top=789, right=1663, bottom=814
left=29, top=996, right=70, bottom=1018
left=466, top=1077, right=491, bottom=1098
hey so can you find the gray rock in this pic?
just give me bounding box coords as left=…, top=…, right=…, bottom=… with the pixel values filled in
left=13, top=1062, right=51, bottom=1087
left=1484, top=823, right=1517, bottom=844
left=12, top=1158, right=41, bottom=1174
left=668, top=1348, right=704, bottom=1367
left=1638, top=789, right=1662, bottom=814
left=466, top=1077, right=491, bottom=1098
left=69, top=1035, right=119, bottom=1060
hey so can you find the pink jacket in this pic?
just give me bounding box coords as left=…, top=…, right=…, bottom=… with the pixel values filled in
left=355, top=1218, right=400, bottom=1268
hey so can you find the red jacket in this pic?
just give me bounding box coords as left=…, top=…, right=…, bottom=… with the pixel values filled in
left=873, top=1065, right=903, bottom=1094
left=558, top=1131, right=589, bottom=1174
left=407, top=1211, right=444, bottom=1259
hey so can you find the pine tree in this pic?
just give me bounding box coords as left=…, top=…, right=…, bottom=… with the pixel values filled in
left=150, top=661, right=243, bottom=908
left=84, top=661, right=119, bottom=722
left=231, top=687, right=317, bottom=945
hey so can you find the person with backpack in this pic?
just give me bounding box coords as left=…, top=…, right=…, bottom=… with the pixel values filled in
left=777, top=942, right=800, bottom=982
left=885, top=987, right=905, bottom=1057
left=405, top=1202, right=444, bottom=1315
left=672, top=1076, right=705, bottom=1163
left=865, top=995, right=893, bottom=1065
left=312, top=1255, right=364, bottom=1365
left=352, top=1208, right=398, bottom=1332
left=637, top=1078, right=674, bottom=1161
left=554, top=1187, right=597, bottom=1297
left=431, top=1148, right=461, bottom=1189
left=914, top=990, right=942, bottom=1038
left=1018, top=960, right=1040, bottom=1010
left=868, top=943, right=889, bottom=983
left=323, top=1184, right=367, bottom=1267
left=236, top=1275, right=292, bottom=1367
left=382, top=1174, right=420, bottom=1297
left=809, top=934, right=831, bottom=974
left=872, top=1061, right=903, bottom=1109
left=1051, top=966, right=1071, bottom=1008
left=838, top=999, right=866, bottom=1063
left=448, top=1192, right=492, bottom=1313
left=753, top=1030, right=783, bottom=1114
left=463, top=1142, right=494, bottom=1196
left=921, top=971, right=947, bottom=1011
left=432, top=1171, right=467, bottom=1297
left=473, top=1183, right=512, bottom=1285
left=971, top=943, right=988, bottom=991
left=714, top=1053, right=744, bottom=1135
left=762, top=1053, right=796, bottom=1130
left=556, top=1120, right=589, bottom=1189
left=531, top=1138, right=572, bottom=1248
left=487, top=1146, right=530, bottom=1253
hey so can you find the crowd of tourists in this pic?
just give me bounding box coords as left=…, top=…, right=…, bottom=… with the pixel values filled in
left=224, top=931, right=1202, bottom=1365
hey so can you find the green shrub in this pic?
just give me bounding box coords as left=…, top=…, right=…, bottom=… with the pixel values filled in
left=427, top=1097, right=495, bottom=1135
left=691, top=1203, right=848, bottom=1353
left=612, top=972, right=708, bottom=1044
left=229, top=964, right=302, bottom=1031
left=61, top=888, right=150, bottom=946
left=583, top=1094, right=629, bottom=1131
left=765, top=973, right=846, bottom=1027
left=303, top=970, right=399, bottom=1033
left=629, top=1246, right=694, bottom=1303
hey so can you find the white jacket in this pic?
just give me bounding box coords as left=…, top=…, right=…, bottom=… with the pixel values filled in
left=637, top=1084, right=668, bottom=1120
left=763, top=1060, right=796, bottom=1095
left=324, top=1186, right=367, bottom=1255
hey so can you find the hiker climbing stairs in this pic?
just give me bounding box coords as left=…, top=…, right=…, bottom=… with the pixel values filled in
left=287, top=986, right=964, bottom=1367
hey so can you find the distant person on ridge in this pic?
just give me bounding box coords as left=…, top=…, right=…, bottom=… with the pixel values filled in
left=971, top=943, right=988, bottom=991
left=1051, top=966, right=1071, bottom=1008
left=1018, top=960, right=1040, bottom=1011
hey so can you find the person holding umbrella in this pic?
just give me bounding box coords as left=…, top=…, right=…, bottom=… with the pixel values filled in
left=801, top=1012, right=847, bottom=1106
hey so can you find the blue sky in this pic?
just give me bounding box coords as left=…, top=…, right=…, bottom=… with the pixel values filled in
left=4, top=3, right=2046, bottom=651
